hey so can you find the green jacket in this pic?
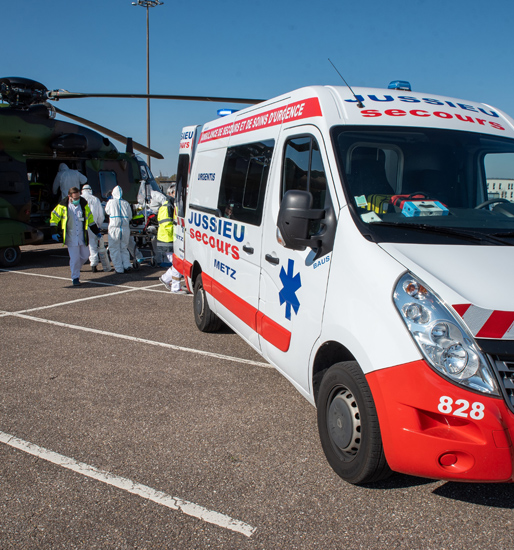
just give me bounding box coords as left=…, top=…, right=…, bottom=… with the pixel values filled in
left=50, top=196, right=99, bottom=245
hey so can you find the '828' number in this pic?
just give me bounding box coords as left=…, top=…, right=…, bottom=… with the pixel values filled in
left=438, top=396, right=485, bottom=420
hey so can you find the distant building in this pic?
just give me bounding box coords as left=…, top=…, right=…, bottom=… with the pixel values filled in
left=155, top=176, right=176, bottom=196
left=487, top=178, right=514, bottom=201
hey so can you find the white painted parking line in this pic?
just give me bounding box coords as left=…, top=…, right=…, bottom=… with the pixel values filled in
left=2, top=311, right=271, bottom=368
left=0, top=268, right=175, bottom=293
left=0, top=270, right=71, bottom=281
left=0, top=430, right=256, bottom=538
left=0, top=267, right=270, bottom=368
left=15, top=288, right=141, bottom=314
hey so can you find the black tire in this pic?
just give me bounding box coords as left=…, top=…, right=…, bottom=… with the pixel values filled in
left=317, top=361, right=391, bottom=485
left=150, top=258, right=157, bottom=268
left=193, top=273, right=223, bottom=332
left=0, top=246, right=21, bottom=267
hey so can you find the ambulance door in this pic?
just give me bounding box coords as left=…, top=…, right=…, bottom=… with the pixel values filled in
left=259, top=127, right=336, bottom=393
left=174, top=125, right=200, bottom=284
left=208, top=138, right=274, bottom=351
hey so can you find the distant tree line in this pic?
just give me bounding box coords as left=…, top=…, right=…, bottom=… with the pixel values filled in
left=156, top=174, right=176, bottom=184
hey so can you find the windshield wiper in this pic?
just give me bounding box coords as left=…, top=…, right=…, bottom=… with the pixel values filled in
left=370, top=221, right=514, bottom=245
left=491, top=231, right=514, bottom=238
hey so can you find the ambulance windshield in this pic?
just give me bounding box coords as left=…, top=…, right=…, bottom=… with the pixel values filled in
left=332, top=126, right=514, bottom=245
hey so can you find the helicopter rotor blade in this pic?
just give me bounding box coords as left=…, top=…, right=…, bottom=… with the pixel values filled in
left=52, top=105, right=164, bottom=160
left=48, top=90, right=265, bottom=105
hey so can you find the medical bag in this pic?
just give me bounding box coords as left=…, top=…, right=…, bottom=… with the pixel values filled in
left=367, top=194, right=393, bottom=214
left=391, top=193, right=429, bottom=209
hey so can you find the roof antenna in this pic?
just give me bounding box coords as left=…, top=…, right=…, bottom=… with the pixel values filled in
left=328, top=58, right=364, bottom=108
left=126, top=137, right=134, bottom=155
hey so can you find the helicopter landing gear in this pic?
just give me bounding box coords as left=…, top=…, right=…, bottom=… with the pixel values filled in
left=0, top=246, right=21, bottom=267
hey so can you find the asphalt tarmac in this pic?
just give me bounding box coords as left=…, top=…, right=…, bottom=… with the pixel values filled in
left=1, top=243, right=513, bottom=549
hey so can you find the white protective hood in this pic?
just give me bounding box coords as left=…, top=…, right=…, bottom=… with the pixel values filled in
left=81, top=185, right=105, bottom=226
left=379, top=242, right=514, bottom=311
left=112, top=185, right=123, bottom=200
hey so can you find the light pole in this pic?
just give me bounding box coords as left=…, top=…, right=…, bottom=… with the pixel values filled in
left=132, top=0, right=163, bottom=169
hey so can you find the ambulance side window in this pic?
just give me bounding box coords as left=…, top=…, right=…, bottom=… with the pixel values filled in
left=175, top=154, right=189, bottom=218
left=217, top=139, right=274, bottom=226
left=282, top=136, right=330, bottom=235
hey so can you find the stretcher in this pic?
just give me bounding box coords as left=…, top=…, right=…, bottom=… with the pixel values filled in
left=129, top=213, right=157, bottom=269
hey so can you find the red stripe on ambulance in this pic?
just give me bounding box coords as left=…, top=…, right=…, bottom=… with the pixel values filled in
left=202, top=272, right=291, bottom=351
left=453, top=303, right=514, bottom=339
left=199, top=97, right=322, bottom=144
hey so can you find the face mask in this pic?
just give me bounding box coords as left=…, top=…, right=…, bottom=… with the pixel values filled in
left=72, top=199, right=80, bottom=206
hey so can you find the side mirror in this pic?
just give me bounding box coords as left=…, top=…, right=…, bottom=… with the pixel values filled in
left=277, top=190, right=325, bottom=251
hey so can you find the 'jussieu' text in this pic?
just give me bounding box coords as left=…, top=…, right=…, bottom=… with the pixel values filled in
left=188, top=212, right=245, bottom=260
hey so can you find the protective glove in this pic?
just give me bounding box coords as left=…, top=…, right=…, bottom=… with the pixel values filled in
left=52, top=234, right=62, bottom=243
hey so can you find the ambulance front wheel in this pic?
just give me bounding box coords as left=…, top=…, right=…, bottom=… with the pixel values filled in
left=317, top=361, right=391, bottom=485
left=193, top=273, right=223, bottom=332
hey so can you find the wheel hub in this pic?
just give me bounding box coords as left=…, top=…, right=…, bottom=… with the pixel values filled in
left=327, top=388, right=361, bottom=456
left=5, top=248, right=16, bottom=262
left=195, top=288, right=205, bottom=317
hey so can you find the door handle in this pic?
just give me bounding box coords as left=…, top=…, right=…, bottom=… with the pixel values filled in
left=243, top=245, right=254, bottom=254
left=265, top=254, right=280, bottom=265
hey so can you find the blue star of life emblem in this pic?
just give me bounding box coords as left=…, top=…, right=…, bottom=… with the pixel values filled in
left=279, top=259, right=301, bottom=320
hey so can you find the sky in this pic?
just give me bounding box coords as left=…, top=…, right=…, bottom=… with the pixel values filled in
left=3, top=0, right=514, bottom=177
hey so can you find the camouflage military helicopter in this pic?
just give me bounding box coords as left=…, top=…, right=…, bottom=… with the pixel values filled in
left=0, top=76, right=262, bottom=267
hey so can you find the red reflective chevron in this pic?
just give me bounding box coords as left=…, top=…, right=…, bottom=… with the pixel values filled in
left=453, top=304, right=514, bottom=339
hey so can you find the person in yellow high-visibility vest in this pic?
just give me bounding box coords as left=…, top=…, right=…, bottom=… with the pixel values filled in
left=157, top=198, right=187, bottom=294
left=50, top=187, right=101, bottom=286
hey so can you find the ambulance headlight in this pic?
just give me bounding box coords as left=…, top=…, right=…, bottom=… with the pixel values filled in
left=393, top=273, right=499, bottom=395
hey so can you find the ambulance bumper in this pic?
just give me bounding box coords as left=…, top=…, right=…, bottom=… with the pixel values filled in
left=367, top=360, right=514, bottom=482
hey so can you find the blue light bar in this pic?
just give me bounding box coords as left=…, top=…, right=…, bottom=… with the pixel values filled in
left=217, top=108, right=238, bottom=117
left=388, top=80, right=412, bottom=91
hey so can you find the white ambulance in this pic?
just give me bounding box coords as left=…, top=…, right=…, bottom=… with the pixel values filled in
left=173, top=82, right=514, bottom=484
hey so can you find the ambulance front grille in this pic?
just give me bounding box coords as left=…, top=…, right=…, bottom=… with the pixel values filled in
left=492, top=359, right=514, bottom=414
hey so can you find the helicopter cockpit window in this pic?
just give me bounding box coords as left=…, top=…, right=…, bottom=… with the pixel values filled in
left=136, top=158, right=159, bottom=188
left=139, top=164, right=149, bottom=180
left=99, top=170, right=117, bottom=199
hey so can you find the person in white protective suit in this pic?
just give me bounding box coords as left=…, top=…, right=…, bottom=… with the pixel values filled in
left=148, top=190, right=167, bottom=213
left=105, top=186, right=132, bottom=274
left=137, top=181, right=168, bottom=214
left=81, top=185, right=112, bottom=272
left=53, top=163, right=88, bottom=200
